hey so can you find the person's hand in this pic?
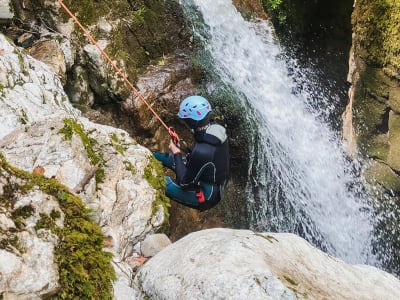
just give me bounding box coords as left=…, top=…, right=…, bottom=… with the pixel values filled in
left=169, top=139, right=181, bottom=155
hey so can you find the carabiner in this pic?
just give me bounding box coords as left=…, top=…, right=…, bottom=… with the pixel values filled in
left=168, top=127, right=180, bottom=146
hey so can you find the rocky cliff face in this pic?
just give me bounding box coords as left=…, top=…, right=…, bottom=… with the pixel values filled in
left=344, top=0, right=400, bottom=193
left=343, top=0, right=400, bottom=276
left=1, top=0, right=400, bottom=298
left=0, top=33, right=168, bottom=299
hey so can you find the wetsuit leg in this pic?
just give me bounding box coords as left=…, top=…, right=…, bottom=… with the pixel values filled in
left=165, top=176, right=199, bottom=207
left=198, top=183, right=220, bottom=211
left=165, top=177, right=219, bottom=210
left=154, top=152, right=175, bottom=170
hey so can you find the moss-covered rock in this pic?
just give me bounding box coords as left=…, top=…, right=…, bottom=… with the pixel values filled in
left=388, top=111, right=400, bottom=172
left=352, top=0, right=400, bottom=79
left=0, top=152, right=115, bottom=299
left=364, top=160, right=400, bottom=193
left=389, top=87, right=400, bottom=113
left=350, top=0, right=400, bottom=194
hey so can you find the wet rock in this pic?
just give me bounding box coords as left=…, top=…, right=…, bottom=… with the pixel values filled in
left=121, top=53, right=197, bottom=147
left=388, top=111, right=400, bottom=172
left=364, top=160, right=400, bottom=193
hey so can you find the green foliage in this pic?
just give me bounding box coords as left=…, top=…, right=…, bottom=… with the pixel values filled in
left=132, top=5, right=147, bottom=25
left=12, top=205, right=35, bottom=229
left=262, top=0, right=287, bottom=24
left=269, top=0, right=283, bottom=10
left=0, top=153, right=115, bottom=299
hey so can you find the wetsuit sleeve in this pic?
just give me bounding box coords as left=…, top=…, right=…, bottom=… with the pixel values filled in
left=174, top=147, right=206, bottom=189
left=173, top=153, right=187, bottom=184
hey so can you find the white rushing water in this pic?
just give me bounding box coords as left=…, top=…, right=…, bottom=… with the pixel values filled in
left=180, top=0, right=376, bottom=264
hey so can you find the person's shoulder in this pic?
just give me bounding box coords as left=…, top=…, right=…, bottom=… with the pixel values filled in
left=205, top=124, right=227, bottom=144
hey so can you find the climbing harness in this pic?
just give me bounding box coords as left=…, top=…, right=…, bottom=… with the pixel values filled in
left=57, top=0, right=180, bottom=144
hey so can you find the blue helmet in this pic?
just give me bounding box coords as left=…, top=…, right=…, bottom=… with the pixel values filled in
left=178, top=96, right=212, bottom=121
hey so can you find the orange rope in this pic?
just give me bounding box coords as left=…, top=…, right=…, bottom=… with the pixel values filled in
left=57, top=0, right=180, bottom=143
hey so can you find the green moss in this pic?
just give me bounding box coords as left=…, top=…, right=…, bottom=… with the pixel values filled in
left=95, top=168, right=106, bottom=185
left=0, top=153, right=115, bottom=299
left=352, top=0, right=400, bottom=78
left=11, top=205, right=35, bottom=229
left=115, top=144, right=126, bottom=155
left=132, top=5, right=147, bottom=25
left=0, top=232, right=21, bottom=253
left=50, top=209, right=61, bottom=220
left=35, top=213, right=56, bottom=231
left=58, top=118, right=104, bottom=166
left=254, top=233, right=278, bottom=243
left=352, top=65, right=392, bottom=157
left=283, top=275, right=298, bottom=286
left=125, top=160, right=136, bottom=176
left=144, top=156, right=170, bottom=229
left=61, top=0, right=103, bottom=27
left=58, top=118, right=106, bottom=187
left=111, top=133, right=119, bottom=143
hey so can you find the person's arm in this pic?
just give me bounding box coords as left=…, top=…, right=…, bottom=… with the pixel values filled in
left=168, top=140, right=186, bottom=184
left=169, top=140, right=203, bottom=188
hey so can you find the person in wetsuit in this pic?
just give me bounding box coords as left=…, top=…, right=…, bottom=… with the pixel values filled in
left=154, top=95, right=230, bottom=211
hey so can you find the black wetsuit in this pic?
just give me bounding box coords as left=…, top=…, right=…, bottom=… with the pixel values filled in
left=165, top=122, right=230, bottom=210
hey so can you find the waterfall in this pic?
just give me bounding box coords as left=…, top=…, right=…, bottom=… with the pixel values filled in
left=180, top=0, right=376, bottom=265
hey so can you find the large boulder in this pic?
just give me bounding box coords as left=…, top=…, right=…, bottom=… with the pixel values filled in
left=133, top=228, right=400, bottom=299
